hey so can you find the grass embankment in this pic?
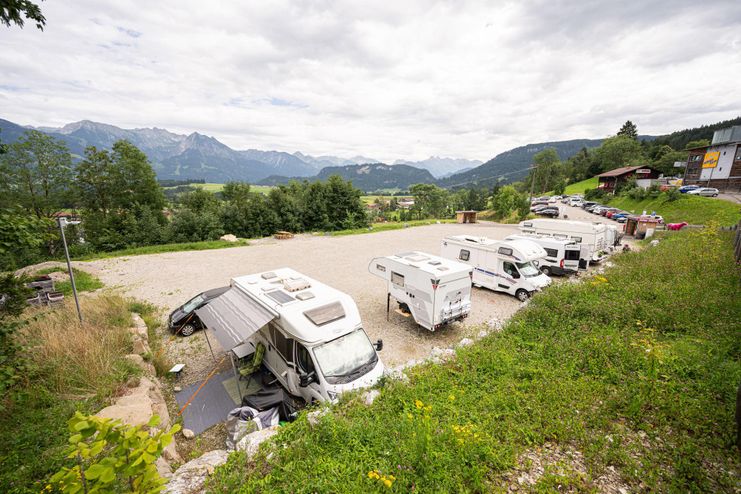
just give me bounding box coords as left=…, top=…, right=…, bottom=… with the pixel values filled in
left=210, top=228, right=741, bottom=493
left=72, top=239, right=248, bottom=261
left=36, top=267, right=103, bottom=295
left=328, top=219, right=456, bottom=236
left=563, top=176, right=598, bottom=195
left=606, top=194, right=740, bottom=225
left=0, top=296, right=142, bottom=493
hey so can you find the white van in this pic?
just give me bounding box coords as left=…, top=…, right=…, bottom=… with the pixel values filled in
left=518, top=219, right=611, bottom=266
left=369, top=251, right=472, bottom=331
left=441, top=235, right=551, bottom=301
left=505, top=234, right=581, bottom=275
left=196, top=268, right=384, bottom=404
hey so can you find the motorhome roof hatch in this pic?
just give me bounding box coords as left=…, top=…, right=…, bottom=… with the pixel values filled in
left=261, top=272, right=278, bottom=279
left=283, top=278, right=311, bottom=292
left=296, top=291, right=315, bottom=301
left=304, top=301, right=345, bottom=326
left=265, top=290, right=295, bottom=304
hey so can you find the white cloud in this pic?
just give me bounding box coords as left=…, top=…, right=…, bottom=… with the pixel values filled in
left=1, top=0, right=740, bottom=162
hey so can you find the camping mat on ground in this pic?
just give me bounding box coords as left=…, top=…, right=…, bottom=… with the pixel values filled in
left=222, top=375, right=262, bottom=405
left=175, top=371, right=241, bottom=436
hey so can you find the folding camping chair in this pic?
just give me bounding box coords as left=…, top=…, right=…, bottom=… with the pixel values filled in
left=238, top=342, right=265, bottom=389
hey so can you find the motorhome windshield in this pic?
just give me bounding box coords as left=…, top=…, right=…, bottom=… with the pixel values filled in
left=516, top=261, right=541, bottom=278
left=313, top=328, right=377, bottom=385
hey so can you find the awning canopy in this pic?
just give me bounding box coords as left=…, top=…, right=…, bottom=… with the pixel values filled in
left=195, top=287, right=275, bottom=351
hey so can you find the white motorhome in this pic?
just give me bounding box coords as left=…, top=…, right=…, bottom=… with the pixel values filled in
left=505, top=234, right=581, bottom=276
left=196, top=268, right=384, bottom=404
left=368, top=251, right=472, bottom=331
left=518, top=219, right=612, bottom=266
left=441, top=235, right=551, bottom=301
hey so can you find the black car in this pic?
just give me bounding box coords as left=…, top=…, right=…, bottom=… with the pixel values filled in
left=536, top=207, right=560, bottom=218
left=169, top=286, right=230, bottom=336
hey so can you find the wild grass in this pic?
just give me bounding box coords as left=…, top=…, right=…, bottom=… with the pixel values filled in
left=71, top=239, right=249, bottom=261
left=2, top=294, right=143, bottom=493
left=18, top=295, right=137, bottom=398
left=35, top=266, right=104, bottom=295
left=208, top=228, right=741, bottom=493
left=328, top=219, right=456, bottom=236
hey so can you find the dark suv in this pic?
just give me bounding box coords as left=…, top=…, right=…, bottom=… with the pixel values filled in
left=169, top=286, right=229, bottom=336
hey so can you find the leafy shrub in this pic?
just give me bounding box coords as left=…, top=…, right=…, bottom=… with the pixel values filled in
left=584, top=187, right=606, bottom=201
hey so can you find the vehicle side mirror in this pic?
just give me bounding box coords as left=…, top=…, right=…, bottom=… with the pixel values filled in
left=533, top=260, right=539, bottom=267
left=375, top=339, right=383, bottom=352
left=299, top=371, right=316, bottom=387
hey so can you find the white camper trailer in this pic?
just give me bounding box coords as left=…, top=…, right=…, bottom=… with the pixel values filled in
left=441, top=236, right=551, bottom=301
left=369, top=251, right=472, bottom=331
left=518, top=219, right=611, bottom=267
left=195, top=268, right=384, bottom=404
left=505, top=234, right=581, bottom=276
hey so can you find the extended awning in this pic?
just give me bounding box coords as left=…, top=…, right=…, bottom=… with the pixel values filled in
left=195, top=287, right=276, bottom=351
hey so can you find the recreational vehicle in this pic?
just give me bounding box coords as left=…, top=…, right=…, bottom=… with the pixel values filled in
left=441, top=235, right=551, bottom=301
left=195, top=268, right=384, bottom=404
left=518, top=219, right=612, bottom=266
left=368, top=251, right=472, bottom=331
left=505, top=234, right=581, bottom=275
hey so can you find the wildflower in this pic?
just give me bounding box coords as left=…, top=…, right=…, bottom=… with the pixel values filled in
left=406, top=413, right=413, bottom=420
left=448, top=394, right=455, bottom=401
left=415, top=399, right=423, bottom=409
left=425, top=405, right=432, bottom=413
left=383, top=478, right=393, bottom=488
left=368, top=470, right=380, bottom=480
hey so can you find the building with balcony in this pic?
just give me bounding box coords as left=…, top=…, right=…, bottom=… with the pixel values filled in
left=683, top=126, right=741, bottom=191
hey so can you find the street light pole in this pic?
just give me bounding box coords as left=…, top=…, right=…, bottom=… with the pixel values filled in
left=57, top=217, right=83, bottom=324
left=528, top=163, right=538, bottom=204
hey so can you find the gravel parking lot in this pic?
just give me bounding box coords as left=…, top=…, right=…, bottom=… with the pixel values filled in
left=81, top=209, right=623, bottom=384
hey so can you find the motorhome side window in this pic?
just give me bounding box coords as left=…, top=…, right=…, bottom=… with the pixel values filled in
left=503, top=262, right=519, bottom=278
left=544, top=248, right=558, bottom=258
left=270, top=325, right=294, bottom=363
left=296, top=344, right=315, bottom=374
left=498, top=247, right=513, bottom=256
left=459, top=249, right=470, bottom=261
left=565, top=250, right=581, bottom=260
left=391, top=271, right=404, bottom=287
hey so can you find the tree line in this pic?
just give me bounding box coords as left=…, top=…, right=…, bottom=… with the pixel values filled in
left=0, top=131, right=368, bottom=270
left=524, top=120, right=704, bottom=196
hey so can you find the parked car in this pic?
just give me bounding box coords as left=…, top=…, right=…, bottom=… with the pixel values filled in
left=169, top=286, right=230, bottom=336
left=687, top=187, right=719, bottom=197
left=679, top=185, right=701, bottom=193
left=581, top=201, right=597, bottom=209
left=535, top=207, right=560, bottom=218
left=568, top=197, right=584, bottom=207
left=667, top=222, right=688, bottom=231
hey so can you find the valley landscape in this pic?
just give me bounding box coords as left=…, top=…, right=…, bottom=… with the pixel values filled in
left=1, top=2, right=740, bottom=494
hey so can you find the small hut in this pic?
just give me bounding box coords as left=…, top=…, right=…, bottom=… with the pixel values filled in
left=455, top=211, right=478, bottom=224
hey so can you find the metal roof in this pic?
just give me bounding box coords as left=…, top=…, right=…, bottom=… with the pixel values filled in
left=596, top=166, right=646, bottom=178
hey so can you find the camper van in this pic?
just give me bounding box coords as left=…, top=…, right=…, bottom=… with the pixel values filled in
left=195, top=268, right=384, bottom=404
left=368, top=251, right=472, bottom=331
left=505, top=234, right=581, bottom=276
left=441, top=235, right=551, bottom=301
left=518, top=219, right=612, bottom=266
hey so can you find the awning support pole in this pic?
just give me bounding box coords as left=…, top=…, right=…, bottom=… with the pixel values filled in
left=230, top=352, right=243, bottom=402
left=386, top=292, right=390, bottom=321
left=204, top=329, right=217, bottom=363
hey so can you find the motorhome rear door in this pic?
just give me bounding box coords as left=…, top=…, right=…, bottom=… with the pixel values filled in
left=564, top=245, right=581, bottom=271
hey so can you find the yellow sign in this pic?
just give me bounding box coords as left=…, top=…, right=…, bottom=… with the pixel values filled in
left=702, top=151, right=719, bottom=168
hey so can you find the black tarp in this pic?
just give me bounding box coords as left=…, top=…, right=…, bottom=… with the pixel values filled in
left=242, top=387, right=300, bottom=421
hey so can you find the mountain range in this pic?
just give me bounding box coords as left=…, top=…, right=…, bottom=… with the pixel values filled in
left=258, top=163, right=436, bottom=191
left=0, top=118, right=482, bottom=183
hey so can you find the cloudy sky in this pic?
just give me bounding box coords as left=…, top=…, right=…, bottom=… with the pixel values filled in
left=2, top=0, right=740, bottom=162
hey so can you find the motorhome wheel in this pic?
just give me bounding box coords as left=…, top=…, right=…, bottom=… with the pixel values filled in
left=180, top=323, right=196, bottom=337
left=515, top=289, right=530, bottom=302
left=540, top=266, right=551, bottom=276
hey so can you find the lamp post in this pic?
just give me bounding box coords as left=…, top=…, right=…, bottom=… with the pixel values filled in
left=528, top=163, right=538, bottom=204
left=57, top=216, right=83, bottom=323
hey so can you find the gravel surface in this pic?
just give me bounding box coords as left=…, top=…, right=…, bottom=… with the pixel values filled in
left=82, top=210, right=624, bottom=385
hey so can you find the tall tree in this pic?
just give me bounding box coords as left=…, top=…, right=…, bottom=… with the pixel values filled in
left=527, top=148, right=564, bottom=193
left=409, top=183, right=449, bottom=219
left=617, top=120, right=638, bottom=140
left=591, top=135, right=645, bottom=173
left=0, top=130, right=73, bottom=220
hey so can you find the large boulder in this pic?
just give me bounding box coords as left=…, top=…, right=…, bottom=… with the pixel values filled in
left=164, top=450, right=229, bottom=494
left=220, top=234, right=239, bottom=243
left=235, top=426, right=280, bottom=458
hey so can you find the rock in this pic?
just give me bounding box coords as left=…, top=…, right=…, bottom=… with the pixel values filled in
left=429, top=347, right=455, bottom=363
left=174, top=385, right=182, bottom=392
left=124, top=354, right=155, bottom=376
left=361, top=389, right=380, bottom=406
left=132, top=337, right=151, bottom=356
left=477, top=329, right=490, bottom=339
left=307, top=408, right=329, bottom=426
left=182, top=428, right=195, bottom=440
left=235, top=427, right=280, bottom=458
left=97, top=376, right=160, bottom=427
left=457, top=338, right=474, bottom=348
left=155, top=456, right=173, bottom=479
left=220, top=234, right=239, bottom=242
left=164, top=450, right=229, bottom=494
